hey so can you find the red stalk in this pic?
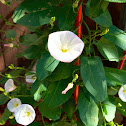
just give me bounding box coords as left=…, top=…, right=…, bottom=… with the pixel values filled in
left=118, top=51, right=126, bottom=70
left=74, top=2, right=82, bottom=106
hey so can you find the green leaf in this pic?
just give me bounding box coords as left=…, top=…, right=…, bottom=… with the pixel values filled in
left=20, top=34, right=38, bottom=46
left=96, top=37, right=119, bottom=62
left=62, top=97, right=75, bottom=120
left=0, top=77, right=8, bottom=85
left=46, top=62, right=73, bottom=82
left=23, top=45, right=44, bottom=59
left=5, top=30, right=17, bottom=38
left=13, top=5, right=26, bottom=23
left=13, top=0, right=51, bottom=23
left=18, top=96, right=38, bottom=107
left=57, top=4, right=76, bottom=30
left=36, top=52, right=59, bottom=80
left=104, top=67, right=126, bottom=86
left=51, top=121, right=77, bottom=126
left=29, top=121, right=42, bottom=126
left=80, top=56, right=107, bottom=102
left=39, top=101, right=61, bottom=120
left=31, top=79, right=42, bottom=95
left=44, top=80, right=74, bottom=107
left=104, top=25, right=126, bottom=50
left=77, top=88, right=99, bottom=126
left=0, top=94, right=9, bottom=105
left=104, top=0, right=126, bottom=3
left=93, top=9, right=112, bottom=27
left=0, top=108, right=11, bottom=125
left=86, top=0, right=109, bottom=18
left=17, top=0, right=50, bottom=12
left=76, top=110, right=85, bottom=126
left=103, top=98, right=116, bottom=122
left=107, top=86, right=119, bottom=95
left=34, top=84, right=47, bottom=101
left=17, top=10, right=51, bottom=26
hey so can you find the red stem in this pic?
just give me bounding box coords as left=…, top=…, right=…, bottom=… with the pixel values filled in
left=74, top=2, right=82, bottom=106
left=118, top=51, right=126, bottom=70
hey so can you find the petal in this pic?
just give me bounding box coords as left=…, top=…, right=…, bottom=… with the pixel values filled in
left=48, top=31, right=84, bottom=63
left=14, top=104, right=36, bottom=125
left=7, top=98, right=22, bottom=112
left=25, top=71, right=36, bottom=83
left=4, top=79, right=16, bottom=92
left=118, top=85, right=126, bottom=102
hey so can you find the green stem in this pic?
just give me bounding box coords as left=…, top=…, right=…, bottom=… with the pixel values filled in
left=100, top=103, right=106, bottom=126
left=83, top=20, right=91, bottom=56
left=73, top=12, right=83, bottom=33
left=13, top=95, right=32, bottom=97
left=42, top=116, right=46, bottom=126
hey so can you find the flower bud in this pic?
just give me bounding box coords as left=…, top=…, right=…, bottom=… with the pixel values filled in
left=0, top=87, right=4, bottom=92
left=50, top=17, right=55, bottom=28
left=73, top=0, right=79, bottom=8
left=117, top=103, right=122, bottom=107
left=100, top=28, right=109, bottom=36
left=72, top=74, right=79, bottom=82
left=9, top=114, right=15, bottom=119
left=0, top=0, right=7, bottom=5
left=4, top=43, right=14, bottom=48
left=62, top=82, right=74, bottom=94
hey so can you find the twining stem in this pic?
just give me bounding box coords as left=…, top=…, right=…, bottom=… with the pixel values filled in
left=100, top=103, right=106, bottom=126
left=83, top=20, right=91, bottom=56
left=42, top=116, right=46, bottom=126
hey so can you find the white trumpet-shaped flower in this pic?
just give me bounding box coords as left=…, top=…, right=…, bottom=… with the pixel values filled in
left=118, top=85, right=126, bottom=102
left=25, top=71, right=36, bottom=83
left=4, top=79, right=16, bottom=92
left=7, top=98, right=22, bottom=112
left=14, top=104, right=36, bottom=125
left=48, top=31, right=84, bottom=63
left=118, top=84, right=126, bottom=102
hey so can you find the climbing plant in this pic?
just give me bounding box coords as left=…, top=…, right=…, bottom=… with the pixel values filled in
left=0, top=0, right=126, bottom=126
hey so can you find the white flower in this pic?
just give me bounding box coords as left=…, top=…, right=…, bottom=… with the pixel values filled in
left=48, top=31, right=84, bottom=63
left=62, top=82, right=74, bottom=94
left=118, top=85, right=126, bottom=102
left=14, top=104, right=36, bottom=125
left=25, top=71, right=36, bottom=83
left=7, top=98, right=22, bottom=112
left=4, top=79, right=16, bottom=92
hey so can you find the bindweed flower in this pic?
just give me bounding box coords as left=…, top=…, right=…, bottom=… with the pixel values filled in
left=7, top=98, right=22, bottom=112
left=25, top=71, right=36, bottom=83
left=14, top=104, right=36, bottom=125
left=118, top=85, right=126, bottom=102
left=4, top=79, right=16, bottom=92
left=48, top=31, right=84, bottom=63
left=4, top=43, right=14, bottom=48
left=62, top=82, right=74, bottom=94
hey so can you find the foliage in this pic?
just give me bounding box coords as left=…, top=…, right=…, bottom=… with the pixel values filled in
left=0, top=0, right=126, bottom=126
